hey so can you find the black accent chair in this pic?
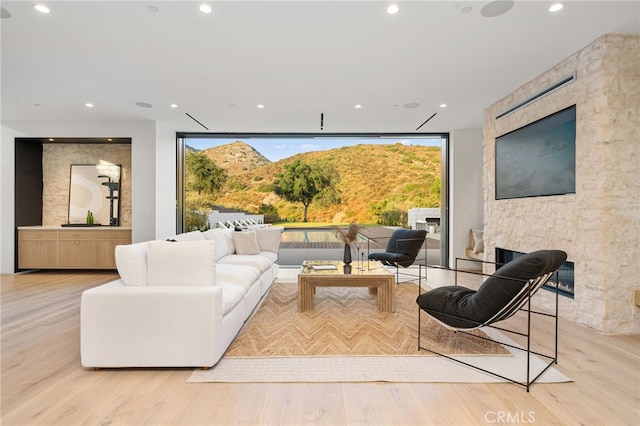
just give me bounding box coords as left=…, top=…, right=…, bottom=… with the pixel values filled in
left=368, top=229, right=427, bottom=283
left=416, top=249, right=567, bottom=391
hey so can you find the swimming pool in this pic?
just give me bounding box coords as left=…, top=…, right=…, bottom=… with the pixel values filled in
left=280, top=228, right=368, bottom=243
left=280, top=228, right=341, bottom=243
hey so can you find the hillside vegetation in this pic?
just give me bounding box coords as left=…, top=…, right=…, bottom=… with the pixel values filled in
left=192, top=141, right=441, bottom=224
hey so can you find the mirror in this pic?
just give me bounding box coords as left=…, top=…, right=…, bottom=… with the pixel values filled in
left=68, top=164, right=121, bottom=226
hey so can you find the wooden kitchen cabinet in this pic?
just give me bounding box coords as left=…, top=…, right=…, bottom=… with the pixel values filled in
left=58, top=230, right=96, bottom=268
left=95, top=229, right=132, bottom=268
left=18, top=227, right=132, bottom=269
left=18, top=230, right=58, bottom=268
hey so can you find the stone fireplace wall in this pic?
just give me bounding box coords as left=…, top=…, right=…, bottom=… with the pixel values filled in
left=483, top=34, right=639, bottom=334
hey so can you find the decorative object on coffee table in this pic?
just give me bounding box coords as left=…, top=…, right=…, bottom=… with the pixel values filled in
left=334, top=221, right=359, bottom=265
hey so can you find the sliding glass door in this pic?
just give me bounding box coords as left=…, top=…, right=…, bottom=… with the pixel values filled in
left=176, top=133, right=449, bottom=266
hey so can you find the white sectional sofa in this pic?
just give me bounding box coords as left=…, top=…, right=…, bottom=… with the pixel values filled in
left=80, top=227, right=282, bottom=368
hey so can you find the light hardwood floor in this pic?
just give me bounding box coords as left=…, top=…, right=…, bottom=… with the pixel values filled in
left=1, top=270, right=638, bottom=425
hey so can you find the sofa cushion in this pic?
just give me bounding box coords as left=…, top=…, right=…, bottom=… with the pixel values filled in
left=217, top=282, right=245, bottom=315
left=232, top=230, right=260, bottom=255
left=147, top=240, right=216, bottom=287
left=259, top=251, right=278, bottom=263
left=171, top=231, right=206, bottom=242
left=114, top=242, right=149, bottom=286
left=217, top=254, right=273, bottom=273
left=255, top=227, right=282, bottom=253
left=202, top=228, right=235, bottom=260
left=215, top=264, right=261, bottom=291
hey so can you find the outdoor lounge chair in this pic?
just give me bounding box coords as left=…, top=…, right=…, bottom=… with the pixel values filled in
left=416, top=249, right=567, bottom=391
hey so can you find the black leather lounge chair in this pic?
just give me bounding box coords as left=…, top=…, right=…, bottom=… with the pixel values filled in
left=416, top=249, right=568, bottom=391
left=368, top=229, right=427, bottom=282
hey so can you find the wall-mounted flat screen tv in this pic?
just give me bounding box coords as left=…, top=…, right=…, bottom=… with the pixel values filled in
left=495, top=105, right=576, bottom=200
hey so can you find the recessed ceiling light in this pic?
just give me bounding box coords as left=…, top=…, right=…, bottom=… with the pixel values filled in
left=85, top=103, right=94, bottom=108
left=107, top=138, right=113, bottom=142
left=257, top=104, right=264, bottom=109
left=387, top=4, right=399, bottom=14
left=440, top=103, right=447, bottom=108
left=135, top=102, right=153, bottom=108
left=199, top=4, right=212, bottom=14
left=1, top=6, right=12, bottom=19
left=170, top=103, right=178, bottom=108
left=461, top=6, right=472, bottom=14
left=403, top=102, right=420, bottom=109
left=354, top=104, right=362, bottom=109
left=33, top=4, right=50, bottom=13
left=48, top=138, right=54, bottom=141
left=549, top=3, right=564, bottom=12
left=147, top=5, right=160, bottom=13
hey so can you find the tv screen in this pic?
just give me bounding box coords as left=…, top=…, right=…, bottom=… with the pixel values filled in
left=495, top=105, right=576, bottom=200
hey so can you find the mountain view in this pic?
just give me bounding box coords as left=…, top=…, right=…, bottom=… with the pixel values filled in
left=188, top=141, right=441, bottom=225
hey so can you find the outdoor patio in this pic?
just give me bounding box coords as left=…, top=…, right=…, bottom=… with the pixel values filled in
left=278, top=226, right=441, bottom=267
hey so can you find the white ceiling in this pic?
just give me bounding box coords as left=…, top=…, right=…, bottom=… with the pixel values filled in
left=1, top=1, right=639, bottom=134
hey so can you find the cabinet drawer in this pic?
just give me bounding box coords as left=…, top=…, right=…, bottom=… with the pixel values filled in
left=96, top=230, right=132, bottom=240
left=19, top=230, right=57, bottom=240
left=58, top=230, right=96, bottom=240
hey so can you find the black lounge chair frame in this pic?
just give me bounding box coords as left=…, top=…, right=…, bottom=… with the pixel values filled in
left=417, top=252, right=564, bottom=391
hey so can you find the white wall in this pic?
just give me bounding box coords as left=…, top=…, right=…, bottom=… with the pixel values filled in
left=0, top=120, right=177, bottom=274
left=154, top=122, right=178, bottom=240
left=449, top=129, right=484, bottom=267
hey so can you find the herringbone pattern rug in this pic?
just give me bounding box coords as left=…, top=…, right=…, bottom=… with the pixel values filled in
left=225, top=282, right=509, bottom=357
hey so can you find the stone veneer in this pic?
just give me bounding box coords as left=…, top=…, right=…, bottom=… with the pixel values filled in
left=483, top=34, right=639, bottom=334
left=42, top=144, right=132, bottom=227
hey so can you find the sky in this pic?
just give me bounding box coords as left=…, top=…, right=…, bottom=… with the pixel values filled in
left=185, top=137, right=444, bottom=162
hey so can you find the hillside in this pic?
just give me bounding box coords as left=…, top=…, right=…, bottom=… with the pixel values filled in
left=195, top=141, right=441, bottom=224
left=202, top=141, right=270, bottom=175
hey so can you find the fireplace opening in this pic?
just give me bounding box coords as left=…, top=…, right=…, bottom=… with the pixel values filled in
left=495, top=248, right=574, bottom=299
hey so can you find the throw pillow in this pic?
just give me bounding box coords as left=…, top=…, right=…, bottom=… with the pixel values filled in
left=232, top=230, right=260, bottom=255
left=147, top=240, right=216, bottom=286
left=472, top=228, right=484, bottom=254
left=115, top=242, right=149, bottom=286
left=202, top=229, right=235, bottom=260
left=255, top=227, right=282, bottom=253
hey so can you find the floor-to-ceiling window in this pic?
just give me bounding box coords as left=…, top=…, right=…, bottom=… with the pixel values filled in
left=176, top=133, right=449, bottom=265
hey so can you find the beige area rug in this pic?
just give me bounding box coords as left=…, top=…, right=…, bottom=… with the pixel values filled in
left=224, top=282, right=509, bottom=357
left=187, top=281, right=572, bottom=384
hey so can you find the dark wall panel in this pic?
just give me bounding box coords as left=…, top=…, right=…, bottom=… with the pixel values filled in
left=15, top=139, right=43, bottom=271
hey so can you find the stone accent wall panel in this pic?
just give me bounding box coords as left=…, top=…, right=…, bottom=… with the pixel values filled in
left=483, top=34, right=639, bottom=334
left=42, top=144, right=132, bottom=227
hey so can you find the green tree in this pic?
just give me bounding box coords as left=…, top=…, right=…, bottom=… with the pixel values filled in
left=258, top=203, right=280, bottom=224
left=186, top=151, right=228, bottom=196
left=273, top=159, right=340, bottom=222
left=184, top=196, right=211, bottom=232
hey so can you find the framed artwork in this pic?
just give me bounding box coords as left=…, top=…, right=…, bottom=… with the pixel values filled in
left=68, top=164, right=121, bottom=226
